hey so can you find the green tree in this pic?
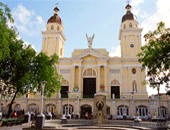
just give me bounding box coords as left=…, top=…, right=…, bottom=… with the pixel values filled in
left=0, top=2, right=62, bottom=117
left=0, top=2, right=14, bottom=61
left=137, top=21, right=170, bottom=90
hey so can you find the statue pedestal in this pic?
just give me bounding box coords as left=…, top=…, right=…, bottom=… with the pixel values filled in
left=92, top=94, right=108, bottom=124
left=96, top=91, right=109, bottom=99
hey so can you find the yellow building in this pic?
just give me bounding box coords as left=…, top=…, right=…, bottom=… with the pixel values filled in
left=2, top=4, right=170, bottom=120
left=42, top=4, right=147, bottom=100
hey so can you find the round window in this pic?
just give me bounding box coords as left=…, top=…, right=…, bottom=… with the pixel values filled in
left=132, top=68, right=136, bottom=74
left=130, top=44, right=134, bottom=48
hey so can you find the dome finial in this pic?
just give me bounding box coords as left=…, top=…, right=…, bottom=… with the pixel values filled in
left=54, top=3, right=59, bottom=14
left=125, top=0, right=131, bottom=12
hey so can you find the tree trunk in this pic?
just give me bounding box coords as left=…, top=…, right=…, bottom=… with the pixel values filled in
left=6, top=90, right=18, bottom=118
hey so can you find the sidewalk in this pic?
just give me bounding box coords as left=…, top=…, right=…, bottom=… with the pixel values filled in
left=0, top=123, right=31, bottom=130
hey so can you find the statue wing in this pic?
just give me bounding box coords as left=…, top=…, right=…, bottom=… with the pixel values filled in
left=86, top=33, right=88, bottom=41
left=92, top=34, right=95, bottom=40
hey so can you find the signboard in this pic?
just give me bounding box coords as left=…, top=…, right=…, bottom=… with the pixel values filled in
left=109, top=69, right=121, bottom=74
left=59, top=69, right=71, bottom=74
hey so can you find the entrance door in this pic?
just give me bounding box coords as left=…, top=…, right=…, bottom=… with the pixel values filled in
left=60, top=86, right=68, bottom=98
left=83, top=78, right=96, bottom=98
left=80, top=105, right=92, bottom=119
left=111, top=86, right=120, bottom=99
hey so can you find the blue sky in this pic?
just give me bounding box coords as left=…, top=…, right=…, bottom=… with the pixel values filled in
left=2, top=0, right=170, bottom=95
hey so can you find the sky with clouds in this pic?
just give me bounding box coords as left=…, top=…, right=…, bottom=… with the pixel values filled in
left=2, top=0, right=170, bottom=95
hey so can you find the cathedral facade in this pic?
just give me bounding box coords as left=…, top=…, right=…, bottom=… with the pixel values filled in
left=2, top=4, right=170, bottom=120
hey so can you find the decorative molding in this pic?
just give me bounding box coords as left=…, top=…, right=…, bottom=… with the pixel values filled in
left=56, top=64, right=142, bottom=68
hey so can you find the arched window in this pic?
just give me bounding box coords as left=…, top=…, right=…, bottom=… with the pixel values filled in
left=14, top=104, right=20, bottom=111
left=129, top=23, right=132, bottom=28
left=124, top=24, right=126, bottom=29
left=51, top=25, right=54, bottom=30
left=83, top=68, right=97, bottom=77
left=28, top=104, right=38, bottom=113
left=57, top=26, right=59, bottom=31
left=117, top=105, right=129, bottom=116
left=45, top=104, right=56, bottom=113
left=111, top=80, right=119, bottom=86
left=62, top=104, right=74, bottom=115
left=136, top=105, right=148, bottom=119
left=62, top=80, right=69, bottom=86
left=158, top=106, right=168, bottom=118
left=132, top=80, right=137, bottom=92
left=106, top=106, right=110, bottom=114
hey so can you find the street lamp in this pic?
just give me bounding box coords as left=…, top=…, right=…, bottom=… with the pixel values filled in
left=66, top=91, right=71, bottom=119
left=36, top=81, right=47, bottom=129
left=129, top=91, right=135, bottom=120
left=123, top=96, right=127, bottom=120
left=76, top=95, right=80, bottom=119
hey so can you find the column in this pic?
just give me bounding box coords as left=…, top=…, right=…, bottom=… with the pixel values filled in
left=104, top=66, right=107, bottom=91
left=97, top=66, right=100, bottom=92
left=78, top=66, right=81, bottom=90
left=72, top=66, right=75, bottom=92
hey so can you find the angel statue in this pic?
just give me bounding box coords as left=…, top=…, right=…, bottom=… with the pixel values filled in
left=86, top=33, right=95, bottom=49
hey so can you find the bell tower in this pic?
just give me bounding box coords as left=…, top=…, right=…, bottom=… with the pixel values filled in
left=41, top=5, right=66, bottom=58
left=119, top=4, right=142, bottom=58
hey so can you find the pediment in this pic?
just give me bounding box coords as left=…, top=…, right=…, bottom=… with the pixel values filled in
left=71, top=49, right=109, bottom=60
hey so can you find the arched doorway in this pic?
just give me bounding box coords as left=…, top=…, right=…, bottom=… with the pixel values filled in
left=60, top=80, right=69, bottom=98
left=80, top=104, right=92, bottom=119
left=83, top=68, right=97, bottom=98
left=111, top=80, right=120, bottom=99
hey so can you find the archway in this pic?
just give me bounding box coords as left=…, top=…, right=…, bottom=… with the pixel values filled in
left=111, top=80, right=120, bottom=99
left=136, top=105, right=148, bottom=120
left=158, top=106, right=168, bottom=118
left=45, top=104, right=56, bottom=113
left=80, top=104, right=92, bottom=119
left=28, top=103, right=38, bottom=113
left=62, top=104, right=74, bottom=115
left=60, top=80, right=69, bottom=98
left=117, top=105, right=129, bottom=117
left=14, top=104, right=20, bottom=111
left=83, top=68, right=97, bottom=98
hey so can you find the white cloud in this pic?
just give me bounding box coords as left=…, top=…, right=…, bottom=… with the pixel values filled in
left=131, top=0, right=144, bottom=7
left=130, top=0, right=144, bottom=15
left=16, top=36, right=37, bottom=52
left=109, top=45, right=121, bottom=57
left=12, top=3, right=45, bottom=37
left=140, top=0, right=170, bottom=45
left=13, top=3, right=34, bottom=25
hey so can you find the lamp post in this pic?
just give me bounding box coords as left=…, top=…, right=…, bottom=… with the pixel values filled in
left=129, top=91, right=135, bottom=120
left=36, top=81, right=47, bottom=129
left=123, top=96, right=127, bottom=120
left=66, top=91, right=71, bottom=119
left=76, top=95, right=80, bottom=119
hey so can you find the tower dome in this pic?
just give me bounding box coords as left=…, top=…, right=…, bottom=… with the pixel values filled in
left=47, top=6, right=63, bottom=25
left=122, top=4, right=137, bottom=23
